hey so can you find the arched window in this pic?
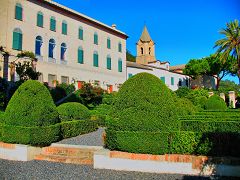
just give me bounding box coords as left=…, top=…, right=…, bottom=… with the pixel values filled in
left=12, top=28, right=23, bottom=50
left=15, top=3, right=23, bottom=21
left=107, top=55, right=111, bottom=70
left=94, top=32, right=98, bottom=45
left=48, top=39, right=55, bottom=58
left=93, top=51, right=98, bottom=67
left=141, top=47, right=144, bottom=55
left=118, top=58, right=122, bottom=72
left=78, top=27, right=83, bottom=40
left=37, top=11, right=43, bottom=27
left=50, top=16, right=56, bottom=31
left=35, top=36, right=43, bottom=55
left=107, top=38, right=111, bottom=49
left=78, top=46, right=84, bottom=64
left=62, top=20, right=67, bottom=35
left=118, top=42, right=122, bottom=53
left=60, top=43, right=67, bottom=60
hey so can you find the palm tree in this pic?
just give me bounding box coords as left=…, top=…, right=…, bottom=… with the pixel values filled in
left=214, top=19, right=240, bottom=83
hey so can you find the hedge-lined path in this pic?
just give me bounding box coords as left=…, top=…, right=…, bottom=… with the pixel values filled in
left=0, top=159, right=223, bottom=180
left=56, top=127, right=105, bottom=146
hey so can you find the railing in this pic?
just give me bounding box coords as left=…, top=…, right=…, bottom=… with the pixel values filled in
left=36, top=55, right=43, bottom=61
left=48, top=57, right=56, bottom=63
left=60, top=59, right=68, bottom=65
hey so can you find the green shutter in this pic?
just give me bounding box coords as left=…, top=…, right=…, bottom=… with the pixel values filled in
left=78, top=49, right=84, bottom=64
left=107, top=39, right=111, bottom=49
left=171, top=77, right=174, bottom=85
left=94, top=34, right=98, bottom=45
left=107, top=57, right=111, bottom=70
left=50, top=18, right=56, bottom=31
left=15, top=5, right=22, bottom=20
left=93, top=54, right=98, bottom=67
left=12, top=32, right=22, bottom=50
left=160, top=77, right=165, bottom=84
left=118, top=60, right=122, bottom=72
left=62, top=23, right=67, bottom=35
left=128, top=73, right=133, bottom=78
left=118, top=43, right=122, bottom=52
left=37, top=13, right=43, bottom=27
left=79, top=28, right=83, bottom=40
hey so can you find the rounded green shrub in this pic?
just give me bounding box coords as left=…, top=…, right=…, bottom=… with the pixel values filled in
left=4, top=80, right=59, bottom=126
left=204, top=95, right=227, bottom=111
left=175, top=98, right=197, bottom=116
left=110, top=72, right=179, bottom=131
left=57, top=102, right=90, bottom=122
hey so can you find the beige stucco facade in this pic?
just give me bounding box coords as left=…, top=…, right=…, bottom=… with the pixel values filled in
left=0, top=0, right=127, bottom=91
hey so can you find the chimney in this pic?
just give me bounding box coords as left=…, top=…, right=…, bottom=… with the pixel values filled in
left=112, top=24, right=117, bottom=29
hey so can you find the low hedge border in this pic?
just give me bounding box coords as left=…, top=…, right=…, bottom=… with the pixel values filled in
left=0, top=123, right=3, bottom=141
left=60, top=120, right=98, bottom=139
left=106, top=130, right=240, bottom=157
left=2, top=124, right=61, bottom=146
left=180, top=120, right=240, bottom=133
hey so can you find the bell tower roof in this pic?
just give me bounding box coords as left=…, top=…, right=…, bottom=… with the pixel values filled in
left=140, top=25, right=152, bottom=42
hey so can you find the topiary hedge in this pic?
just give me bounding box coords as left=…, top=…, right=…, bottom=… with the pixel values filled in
left=106, top=129, right=240, bottom=157
left=57, top=102, right=90, bottom=122
left=4, top=80, right=59, bottom=126
left=204, top=95, right=227, bottom=111
left=2, top=80, right=60, bottom=146
left=109, top=73, right=179, bottom=132
left=60, top=120, right=97, bottom=139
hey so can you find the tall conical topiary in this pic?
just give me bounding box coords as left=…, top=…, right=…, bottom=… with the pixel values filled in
left=3, top=80, right=60, bottom=145
left=110, top=72, right=179, bottom=131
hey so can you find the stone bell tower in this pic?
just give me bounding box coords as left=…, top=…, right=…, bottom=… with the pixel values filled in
left=136, top=26, right=156, bottom=65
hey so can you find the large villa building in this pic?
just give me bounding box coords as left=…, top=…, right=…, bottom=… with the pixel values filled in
left=0, top=0, right=213, bottom=91
left=0, top=0, right=128, bottom=92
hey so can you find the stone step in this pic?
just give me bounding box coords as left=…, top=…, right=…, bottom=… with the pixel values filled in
left=35, top=154, right=93, bottom=165
left=42, top=146, right=95, bottom=157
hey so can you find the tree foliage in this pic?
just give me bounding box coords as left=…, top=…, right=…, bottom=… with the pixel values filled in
left=214, top=19, right=240, bottom=83
left=15, top=61, right=41, bottom=81
left=184, top=55, right=236, bottom=89
left=126, top=50, right=136, bottom=62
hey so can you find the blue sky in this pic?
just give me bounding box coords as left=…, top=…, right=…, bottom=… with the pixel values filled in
left=54, top=0, right=240, bottom=82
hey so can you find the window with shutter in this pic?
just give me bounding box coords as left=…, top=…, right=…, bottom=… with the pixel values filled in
left=50, top=17, right=56, bottom=31
left=118, top=59, right=122, bottom=72
left=12, top=28, right=22, bottom=51
left=78, top=47, right=84, bottom=64
left=37, top=12, right=43, bottom=27
left=78, top=27, right=83, bottom=40
left=15, top=3, right=23, bottom=21
left=107, top=56, right=111, bottom=70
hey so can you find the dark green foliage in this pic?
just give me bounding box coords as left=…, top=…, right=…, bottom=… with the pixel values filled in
left=126, top=50, right=136, bottom=62
left=50, top=83, right=75, bottom=103
left=15, top=61, right=41, bottom=81
left=180, top=120, right=240, bottom=133
left=57, top=102, right=90, bottom=122
left=79, top=83, right=105, bottom=108
left=219, top=80, right=240, bottom=97
left=110, top=73, right=179, bottom=132
left=60, top=120, right=97, bottom=139
left=175, top=87, right=191, bottom=98
left=175, top=97, right=197, bottom=116
left=106, top=130, right=170, bottom=155
left=4, top=80, right=59, bottom=126
left=0, top=122, right=3, bottom=141
left=204, top=95, right=227, bottom=110
left=2, top=124, right=60, bottom=146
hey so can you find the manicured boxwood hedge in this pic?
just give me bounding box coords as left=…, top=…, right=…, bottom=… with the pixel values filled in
left=0, top=123, right=3, bottom=141
left=204, top=95, right=227, bottom=111
left=2, top=124, right=61, bottom=146
left=180, top=120, right=240, bottom=133
left=57, top=102, right=90, bottom=122
left=106, top=129, right=170, bottom=155
left=110, top=73, right=180, bottom=132
left=4, top=80, right=59, bottom=127
left=61, top=120, right=97, bottom=139
left=106, top=130, right=240, bottom=157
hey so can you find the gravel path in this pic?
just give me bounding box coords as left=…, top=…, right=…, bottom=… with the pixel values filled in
left=0, top=159, right=222, bottom=180
left=57, top=128, right=105, bottom=146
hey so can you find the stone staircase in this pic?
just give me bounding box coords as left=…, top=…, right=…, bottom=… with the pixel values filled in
left=34, top=144, right=103, bottom=165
